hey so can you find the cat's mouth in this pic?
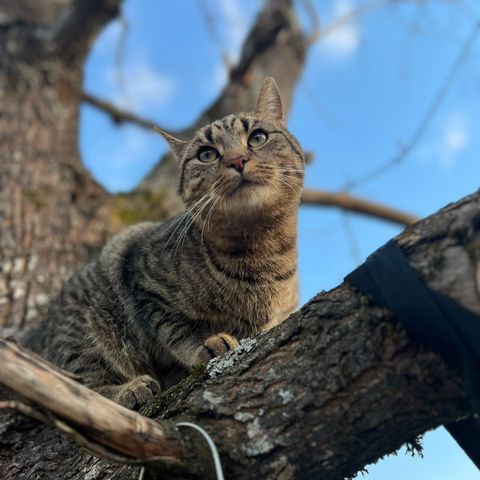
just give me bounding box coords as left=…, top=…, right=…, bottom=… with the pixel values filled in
left=226, top=176, right=267, bottom=197
left=236, top=175, right=267, bottom=189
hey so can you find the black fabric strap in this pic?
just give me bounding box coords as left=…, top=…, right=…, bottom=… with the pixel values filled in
left=345, top=239, right=480, bottom=469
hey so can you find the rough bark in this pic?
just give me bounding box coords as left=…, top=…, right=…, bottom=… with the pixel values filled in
left=1, top=191, right=478, bottom=480
left=0, top=0, right=121, bottom=332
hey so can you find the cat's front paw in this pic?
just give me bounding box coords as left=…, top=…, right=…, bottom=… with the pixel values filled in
left=114, top=375, right=161, bottom=410
left=194, top=333, right=239, bottom=365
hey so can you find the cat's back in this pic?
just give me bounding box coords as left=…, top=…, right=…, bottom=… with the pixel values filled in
left=33, top=221, right=168, bottom=347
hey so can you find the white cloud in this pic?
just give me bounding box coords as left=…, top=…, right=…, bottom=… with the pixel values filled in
left=444, top=116, right=469, bottom=152
left=104, top=127, right=149, bottom=192
left=318, top=0, right=361, bottom=61
left=440, top=114, right=470, bottom=169
left=94, top=18, right=124, bottom=55
left=103, top=60, right=175, bottom=113
left=419, top=114, right=470, bottom=170
left=219, top=0, right=249, bottom=63
left=212, top=61, right=229, bottom=92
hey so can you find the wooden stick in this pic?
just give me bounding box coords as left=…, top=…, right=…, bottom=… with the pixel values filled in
left=0, top=338, right=182, bottom=463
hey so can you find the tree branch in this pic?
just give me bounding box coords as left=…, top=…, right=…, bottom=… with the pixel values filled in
left=82, top=92, right=161, bottom=132
left=0, top=1, right=122, bottom=65
left=80, top=89, right=419, bottom=229
left=0, top=338, right=182, bottom=463
left=301, top=189, right=420, bottom=226
left=1, top=191, right=478, bottom=479
left=0, top=338, right=217, bottom=479
left=342, top=19, right=480, bottom=191
left=48, top=0, right=122, bottom=62
left=82, top=88, right=419, bottom=228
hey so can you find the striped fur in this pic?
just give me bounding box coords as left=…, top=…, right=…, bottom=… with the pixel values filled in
left=30, top=78, right=305, bottom=409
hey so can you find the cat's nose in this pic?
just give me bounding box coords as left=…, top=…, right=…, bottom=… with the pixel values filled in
left=227, top=156, right=248, bottom=173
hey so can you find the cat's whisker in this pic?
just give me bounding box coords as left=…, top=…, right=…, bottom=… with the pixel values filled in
left=254, top=167, right=302, bottom=194
left=169, top=193, right=216, bottom=257
left=200, top=195, right=222, bottom=244
left=276, top=177, right=302, bottom=195
left=259, top=163, right=303, bottom=172
left=277, top=172, right=304, bottom=181
left=196, top=185, right=222, bottom=244
left=273, top=168, right=304, bottom=177
left=223, top=196, right=228, bottom=219
left=175, top=197, right=215, bottom=253
left=166, top=192, right=213, bottom=247
left=184, top=193, right=217, bottom=235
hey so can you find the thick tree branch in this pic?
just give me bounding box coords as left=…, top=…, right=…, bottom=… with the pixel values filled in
left=47, top=0, right=122, bottom=62
left=1, top=191, right=479, bottom=479
left=0, top=0, right=121, bottom=65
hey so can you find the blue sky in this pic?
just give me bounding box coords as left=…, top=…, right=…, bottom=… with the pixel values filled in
left=80, top=1, right=480, bottom=478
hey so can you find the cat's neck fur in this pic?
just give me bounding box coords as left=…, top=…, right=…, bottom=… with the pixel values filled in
left=201, top=203, right=298, bottom=260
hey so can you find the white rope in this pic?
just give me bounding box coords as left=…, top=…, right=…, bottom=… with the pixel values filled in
left=177, top=421, right=225, bottom=480
left=137, top=421, right=225, bottom=480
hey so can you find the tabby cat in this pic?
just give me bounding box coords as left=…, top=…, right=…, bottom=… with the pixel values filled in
left=32, top=77, right=305, bottom=409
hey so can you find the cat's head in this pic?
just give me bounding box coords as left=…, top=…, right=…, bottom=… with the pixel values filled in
left=155, top=77, right=304, bottom=223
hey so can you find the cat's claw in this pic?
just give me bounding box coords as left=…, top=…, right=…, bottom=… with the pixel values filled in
left=114, top=375, right=161, bottom=410
left=194, top=333, right=239, bottom=365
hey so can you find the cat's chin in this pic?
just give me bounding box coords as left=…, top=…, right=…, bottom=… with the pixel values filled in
left=223, top=181, right=272, bottom=215
left=227, top=178, right=263, bottom=198
left=228, top=175, right=267, bottom=195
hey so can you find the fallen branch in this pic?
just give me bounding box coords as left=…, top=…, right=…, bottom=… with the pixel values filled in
left=0, top=339, right=226, bottom=480
left=1, top=191, right=478, bottom=479
left=0, top=338, right=184, bottom=463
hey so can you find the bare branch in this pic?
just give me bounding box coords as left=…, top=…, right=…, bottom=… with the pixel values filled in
left=309, top=0, right=386, bottom=44
left=82, top=92, right=162, bottom=132
left=343, top=19, right=480, bottom=191
left=301, top=189, right=420, bottom=226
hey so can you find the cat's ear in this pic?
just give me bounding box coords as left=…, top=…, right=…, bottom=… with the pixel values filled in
left=255, top=77, right=284, bottom=124
left=153, top=126, right=188, bottom=161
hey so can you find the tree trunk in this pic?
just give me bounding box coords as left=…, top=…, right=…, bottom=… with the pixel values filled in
left=0, top=0, right=122, bottom=332
left=0, top=191, right=478, bottom=480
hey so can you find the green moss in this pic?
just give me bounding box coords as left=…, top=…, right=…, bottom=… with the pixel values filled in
left=23, top=187, right=53, bottom=210
left=108, top=190, right=170, bottom=228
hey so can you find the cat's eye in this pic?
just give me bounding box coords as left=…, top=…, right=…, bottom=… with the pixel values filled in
left=198, top=147, right=220, bottom=163
left=248, top=129, right=268, bottom=147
